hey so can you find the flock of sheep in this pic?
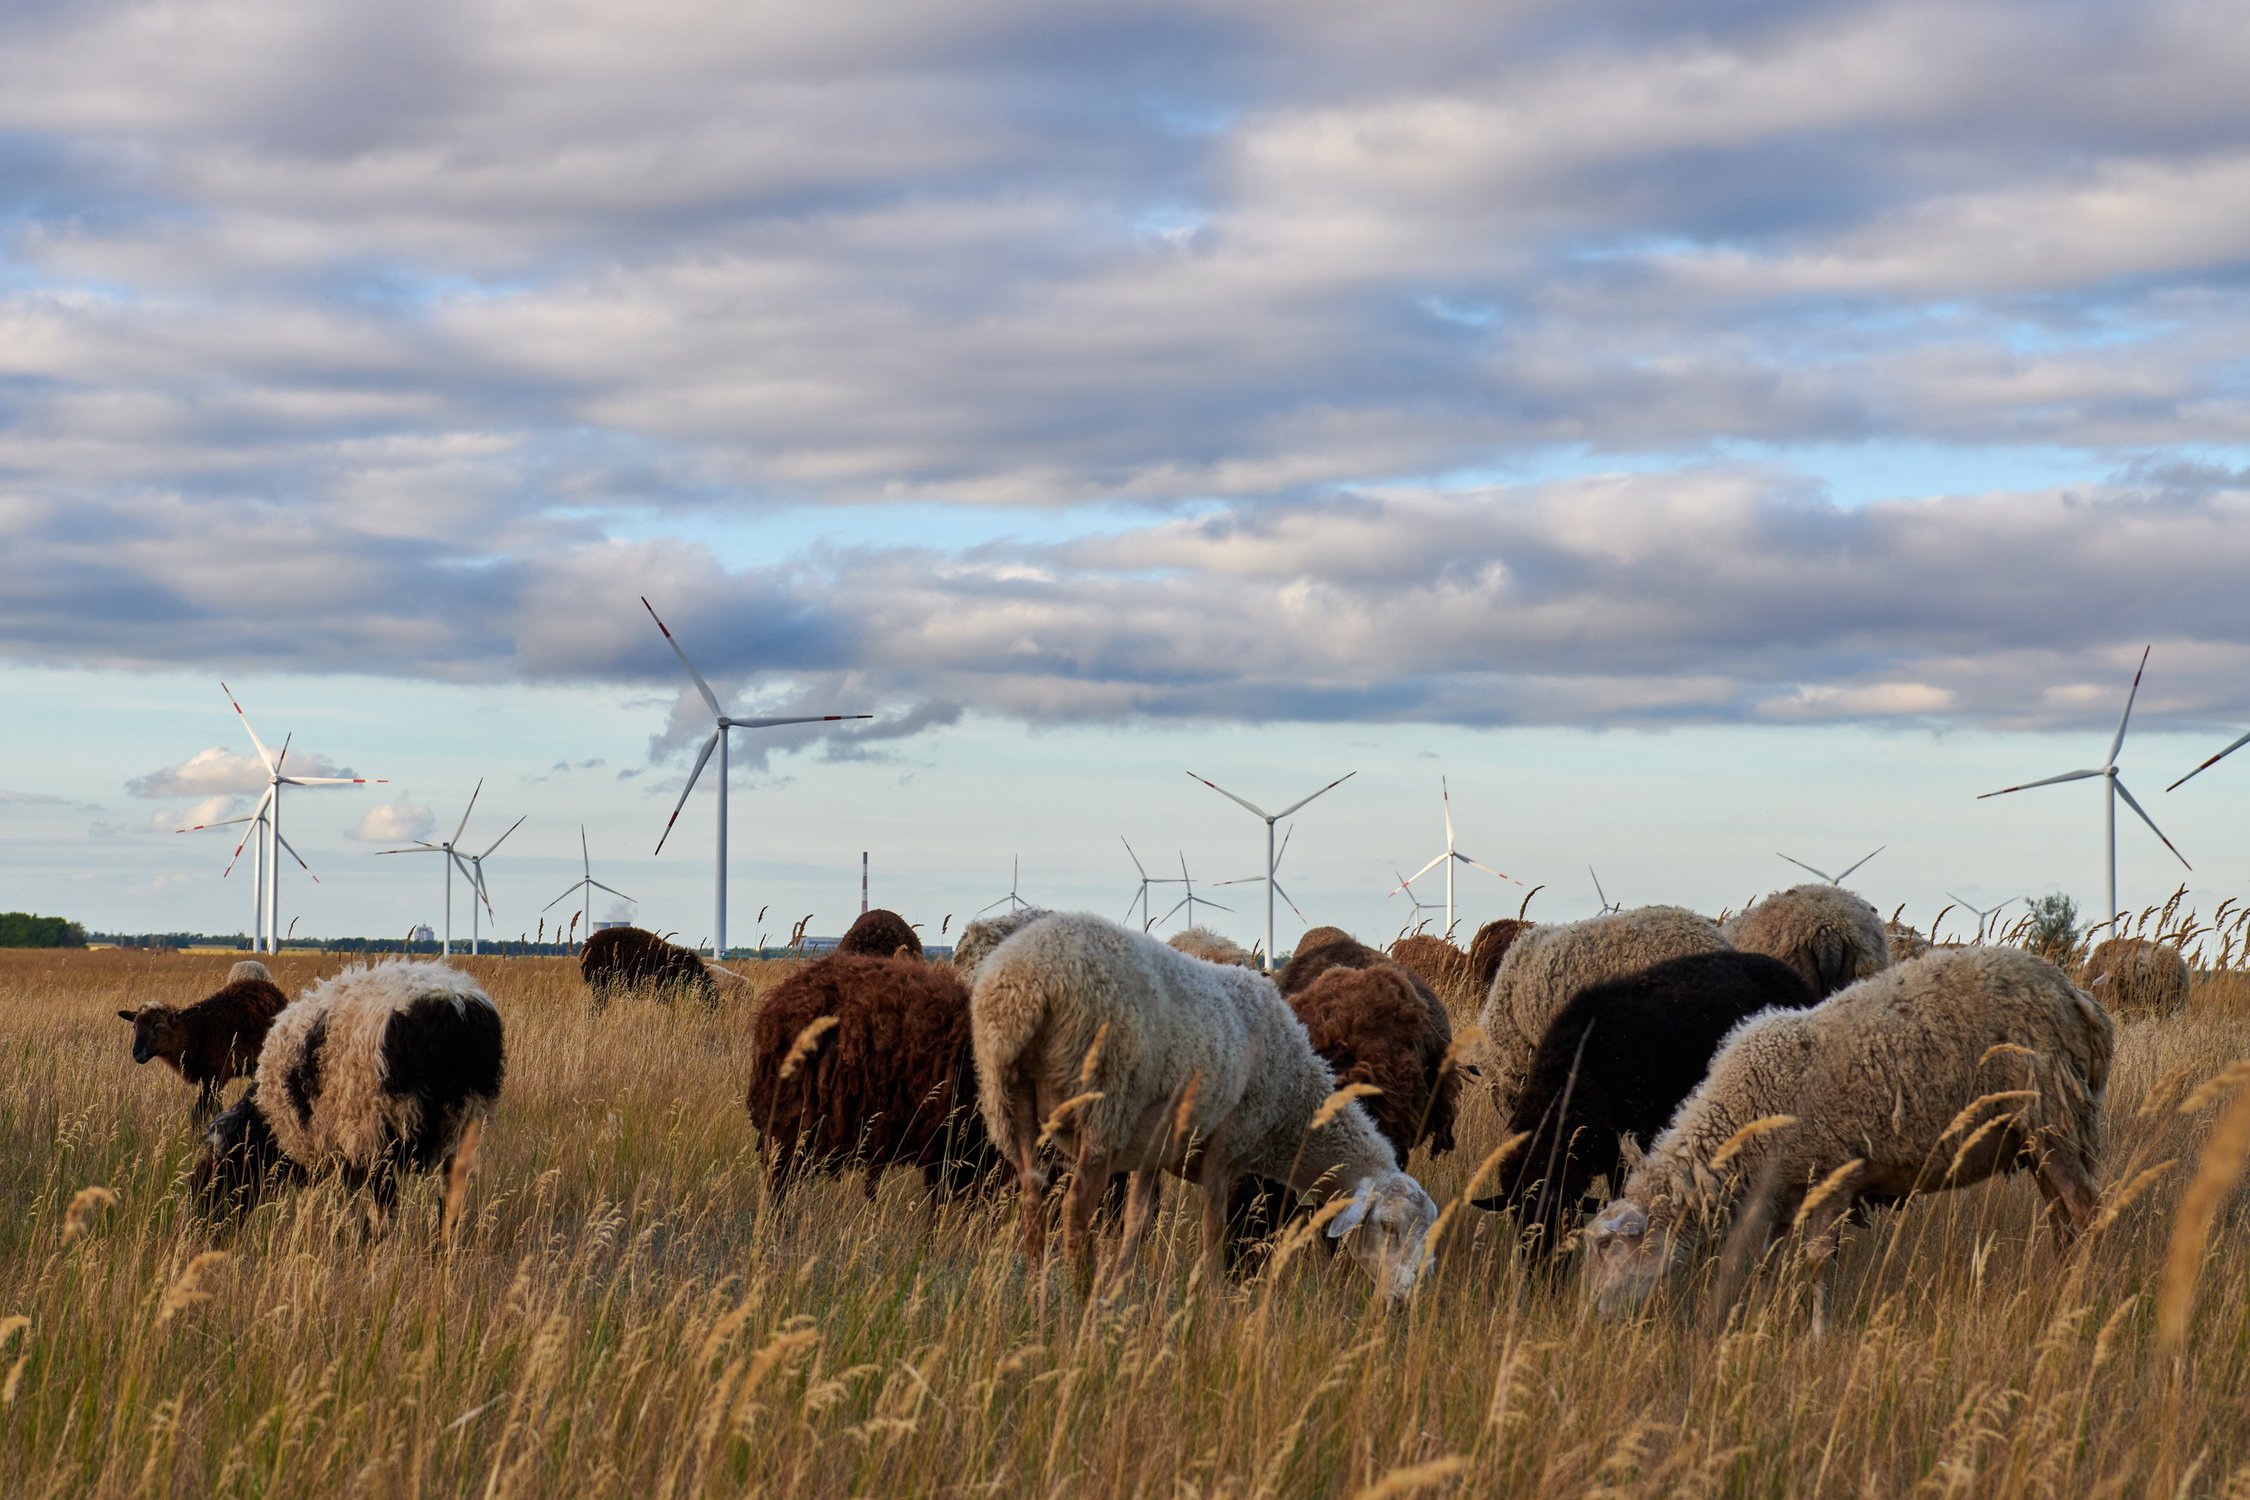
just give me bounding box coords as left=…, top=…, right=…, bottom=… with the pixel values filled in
left=114, top=879, right=2174, bottom=1316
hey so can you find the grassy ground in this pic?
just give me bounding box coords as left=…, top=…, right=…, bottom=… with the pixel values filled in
left=7, top=943, right=2250, bottom=1498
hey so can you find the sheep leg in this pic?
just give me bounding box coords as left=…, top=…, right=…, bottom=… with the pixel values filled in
left=1797, top=1197, right=1850, bottom=1339
left=1102, top=1168, right=1164, bottom=1298
left=1062, top=1141, right=1110, bottom=1297
left=1008, top=1093, right=1050, bottom=1272
left=2033, top=1152, right=2101, bottom=1250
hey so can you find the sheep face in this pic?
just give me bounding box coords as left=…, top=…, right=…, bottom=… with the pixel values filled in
left=1584, top=1199, right=1679, bottom=1313
left=1326, top=1172, right=1439, bottom=1301
left=118, top=1006, right=180, bottom=1068
left=193, top=1090, right=290, bottom=1219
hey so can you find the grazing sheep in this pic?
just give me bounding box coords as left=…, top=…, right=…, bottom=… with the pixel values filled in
left=838, top=907, right=923, bottom=960
left=1168, top=926, right=1256, bottom=967
left=1587, top=947, right=2111, bottom=1315
left=1468, top=919, right=1536, bottom=992
left=1276, top=931, right=1385, bottom=999
left=972, top=914, right=1438, bottom=1299
left=227, top=959, right=274, bottom=985
left=1471, top=952, right=1819, bottom=1252
left=194, top=961, right=505, bottom=1225
left=1479, top=906, right=1731, bottom=1118
left=118, top=971, right=289, bottom=1124
left=1722, top=884, right=1890, bottom=997
left=579, top=925, right=719, bottom=1009
left=1294, top=925, right=1353, bottom=954
left=952, top=907, right=1053, bottom=980
left=1387, top=934, right=1471, bottom=997
left=747, top=953, right=1002, bottom=1200
left=2080, top=937, right=2190, bottom=1017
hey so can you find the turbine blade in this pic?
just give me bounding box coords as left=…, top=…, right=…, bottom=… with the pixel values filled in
left=1269, top=879, right=1307, bottom=922
left=2167, top=727, right=2250, bottom=792
left=1976, top=768, right=2103, bottom=798
left=1159, top=895, right=1190, bottom=926
left=542, top=881, right=585, bottom=913
left=178, top=812, right=258, bottom=833
left=276, top=775, right=387, bottom=786
left=274, top=731, right=292, bottom=776
left=221, top=681, right=276, bottom=773
left=1186, top=771, right=1270, bottom=819
left=1274, top=824, right=1294, bottom=872
left=481, top=814, right=526, bottom=858
left=1777, top=853, right=1834, bottom=882
left=454, top=778, right=483, bottom=846
left=275, top=831, right=318, bottom=882
left=729, top=714, right=874, bottom=728
left=642, top=595, right=726, bottom=718
left=1455, top=853, right=1517, bottom=882
left=1401, top=851, right=1448, bottom=885
left=581, top=824, right=591, bottom=878
left=1832, top=846, right=1885, bottom=884
left=1198, top=897, right=1235, bottom=914
left=2113, top=778, right=2192, bottom=870
left=1274, top=770, right=1357, bottom=820
left=2106, top=645, right=2152, bottom=768
left=654, top=730, right=721, bottom=855
left=1121, top=835, right=1147, bottom=879
left=1441, top=776, right=1455, bottom=845
left=589, top=879, right=635, bottom=901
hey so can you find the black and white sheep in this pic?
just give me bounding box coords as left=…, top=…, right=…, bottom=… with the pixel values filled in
left=194, top=960, right=504, bottom=1225
left=1721, top=883, right=1891, bottom=997
left=1471, top=951, right=1819, bottom=1252
left=972, top=913, right=1438, bottom=1299
left=118, top=961, right=289, bottom=1124
left=1587, top=946, right=2111, bottom=1315
left=747, top=952, right=1003, bottom=1201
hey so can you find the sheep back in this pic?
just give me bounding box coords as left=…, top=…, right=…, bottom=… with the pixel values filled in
left=1478, top=905, right=1730, bottom=1116
left=579, top=926, right=713, bottom=1008
left=747, top=953, right=997, bottom=1190
left=1467, top=919, right=1535, bottom=991
left=1276, top=933, right=1385, bottom=999
left=952, top=907, right=1053, bottom=980
left=2080, top=937, right=2190, bottom=1017
left=1288, top=961, right=1459, bottom=1158
left=1169, top=927, right=1256, bottom=967
left=1387, top=934, right=1470, bottom=996
left=1722, top=883, right=1890, bottom=997
left=838, top=908, right=923, bottom=959
left=124, top=976, right=289, bottom=1087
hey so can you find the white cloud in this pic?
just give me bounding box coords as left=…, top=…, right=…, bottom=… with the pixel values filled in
left=156, top=794, right=247, bottom=832
left=351, top=800, right=435, bottom=844
left=125, top=744, right=355, bottom=798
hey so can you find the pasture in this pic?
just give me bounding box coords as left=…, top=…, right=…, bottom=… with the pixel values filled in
left=6, top=944, right=2250, bottom=1497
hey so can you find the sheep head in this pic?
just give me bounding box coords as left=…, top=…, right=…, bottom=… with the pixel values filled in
left=1326, top=1170, right=1439, bottom=1302
left=193, top=1089, right=289, bottom=1220
left=1585, top=1197, right=1678, bottom=1313
left=118, top=1005, right=181, bottom=1068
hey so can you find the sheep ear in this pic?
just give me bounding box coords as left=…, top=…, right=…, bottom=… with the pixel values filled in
left=1326, top=1187, right=1372, bottom=1240
left=117, top=1010, right=135, bottom=1022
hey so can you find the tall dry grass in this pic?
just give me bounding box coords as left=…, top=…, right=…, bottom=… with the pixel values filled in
left=6, top=940, right=2250, bottom=1497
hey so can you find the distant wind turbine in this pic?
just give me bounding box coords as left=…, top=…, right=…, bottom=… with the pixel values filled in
left=1121, top=837, right=1185, bottom=932
left=1589, top=866, right=1620, bottom=915
left=455, top=814, right=524, bottom=956
left=1158, top=852, right=1232, bottom=931
left=544, top=826, right=635, bottom=944
left=1977, top=645, right=2188, bottom=932
left=1946, top=892, right=2021, bottom=943
left=979, top=856, right=1031, bottom=917
left=1390, top=777, right=1515, bottom=936
left=376, top=781, right=501, bottom=957
left=642, top=596, right=872, bottom=959
left=216, top=685, right=384, bottom=953
left=1187, top=770, right=1355, bottom=971
left=1389, top=865, right=1445, bottom=934
left=177, top=735, right=321, bottom=948
left=1777, top=847, right=1885, bottom=886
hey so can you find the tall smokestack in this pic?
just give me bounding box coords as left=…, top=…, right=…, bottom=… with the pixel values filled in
left=861, top=851, right=869, bottom=915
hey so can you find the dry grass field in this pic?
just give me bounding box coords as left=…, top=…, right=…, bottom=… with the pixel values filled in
left=8, top=938, right=2250, bottom=1497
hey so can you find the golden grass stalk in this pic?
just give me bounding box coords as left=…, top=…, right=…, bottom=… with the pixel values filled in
left=442, top=1116, right=484, bottom=1240
left=1351, top=1455, right=1466, bottom=1499
left=1792, top=1158, right=1864, bottom=1231
left=1077, top=1021, right=1111, bottom=1090
left=2159, top=1079, right=2250, bottom=1348
left=1708, top=1115, right=1796, bottom=1172
left=1310, top=1082, right=1384, bottom=1132
left=1939, top=1090, right=2039, bottom=1142
left=0, top=1314, right=25, bottom=1408
left=158, top=1251, right=230, bottom=1323
left=1036, top=1091, right=1103, bottom=1150
left=2178, top=1061, right=2250, bottom=1114
left=779, top=1016, right=839, bottom=1080
left=60, top=1185, right=116, bottom=1246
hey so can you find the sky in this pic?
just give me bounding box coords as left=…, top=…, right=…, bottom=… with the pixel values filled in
left=4, top=0, right=2250, bottom=950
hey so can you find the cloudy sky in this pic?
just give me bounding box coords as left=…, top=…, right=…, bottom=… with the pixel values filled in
left=5, top=0, right=2250, bottom=949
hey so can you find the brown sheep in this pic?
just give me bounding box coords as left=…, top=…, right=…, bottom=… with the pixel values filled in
left=1467, top=918, right=1535, bottom=991
left=838, top=907, right=923, bottom=959
left=119, top=972, right=289, bottom=1124
left=1294, top=925, right=1353, bottom=954
left=1388, top=933, right=1471, bottom=996
left=2081, top=937, right=2190, bottom=1017
left=747, top=953, right=1004, bottom=1201
left=580, top=925, right=717, bottom=1009
left=1168, top=927, right=1257, bottom=967
left=1276, top=931, right=1384, bottom=998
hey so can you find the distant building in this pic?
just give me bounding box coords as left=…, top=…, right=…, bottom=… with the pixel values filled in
left=409, top=924, right=436, bottom=944
left=592, top=920, right=634, bottom=933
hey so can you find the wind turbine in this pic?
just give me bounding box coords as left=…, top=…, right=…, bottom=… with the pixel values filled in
left=1121, top=837, right=1185, bottom=932
left=1589, top=866, right=1620, bottom=915
left=1777, top=847, right=1885, bottom=886
left=978, top=856, right=1032, bottom=917
left=456, top=813, right=524, bottom=956
left=1187, top=771, right=1355, bottom=971
left=544, top=825, right=635, bottom=945
left=218, top=685, right=383, bottom=953
left=642, top=596, right=872, bottom=959
left=1157, top=852, right=1232, bottom=931
left=1978, top=645, right=2188, bottom=933
left=1389, top=864, right=1445, bottom=934
left=2168, top=723, right=2250, bottom=793
left=1946, top=892, right=2021, bottom=943
left=179, top=771, right=320, bottom=947
left=1391, top=777, right=1516, bottom=936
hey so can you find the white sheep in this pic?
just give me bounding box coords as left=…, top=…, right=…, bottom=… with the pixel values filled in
left=951, top=906, right=1053, bottom=981
left=1722, top=883, right=1891, bottom=997
left=971, top=913, right=1437, bottom=1299
left=1478, top=905, right=1731, bottom=1117
left=1587, top=946, right=2112, bottom=1316
left=196, top=960, right=505, bottom=1226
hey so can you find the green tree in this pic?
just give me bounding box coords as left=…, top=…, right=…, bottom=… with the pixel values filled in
left=2024, top=893, right=2079, bottom=965
left=0, top=912, right=87, bottom=948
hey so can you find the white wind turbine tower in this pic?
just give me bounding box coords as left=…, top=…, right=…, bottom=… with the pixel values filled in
left=1978, top=645, right=2189, bottom=933
left=642, top=596, right=871, bottom=959
left=177, top=733, right=321, bottom=948
left=544, top=826, right=635, bottom=944
left=1777, top=847, right=1885, bottom=886
left=1391, top=777, right=1515, bottom=937
left=1192, top=770, right=1354, bottom=969
left=376, top=782, right=519, bottom=957
left=219, top=685, right=384, bottom=953
left=1946, top=892, right=2021, bottom=944
left=1121, top=838, right=1185, bottom=932
left=1158, top=852, right=1231, bottom=931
